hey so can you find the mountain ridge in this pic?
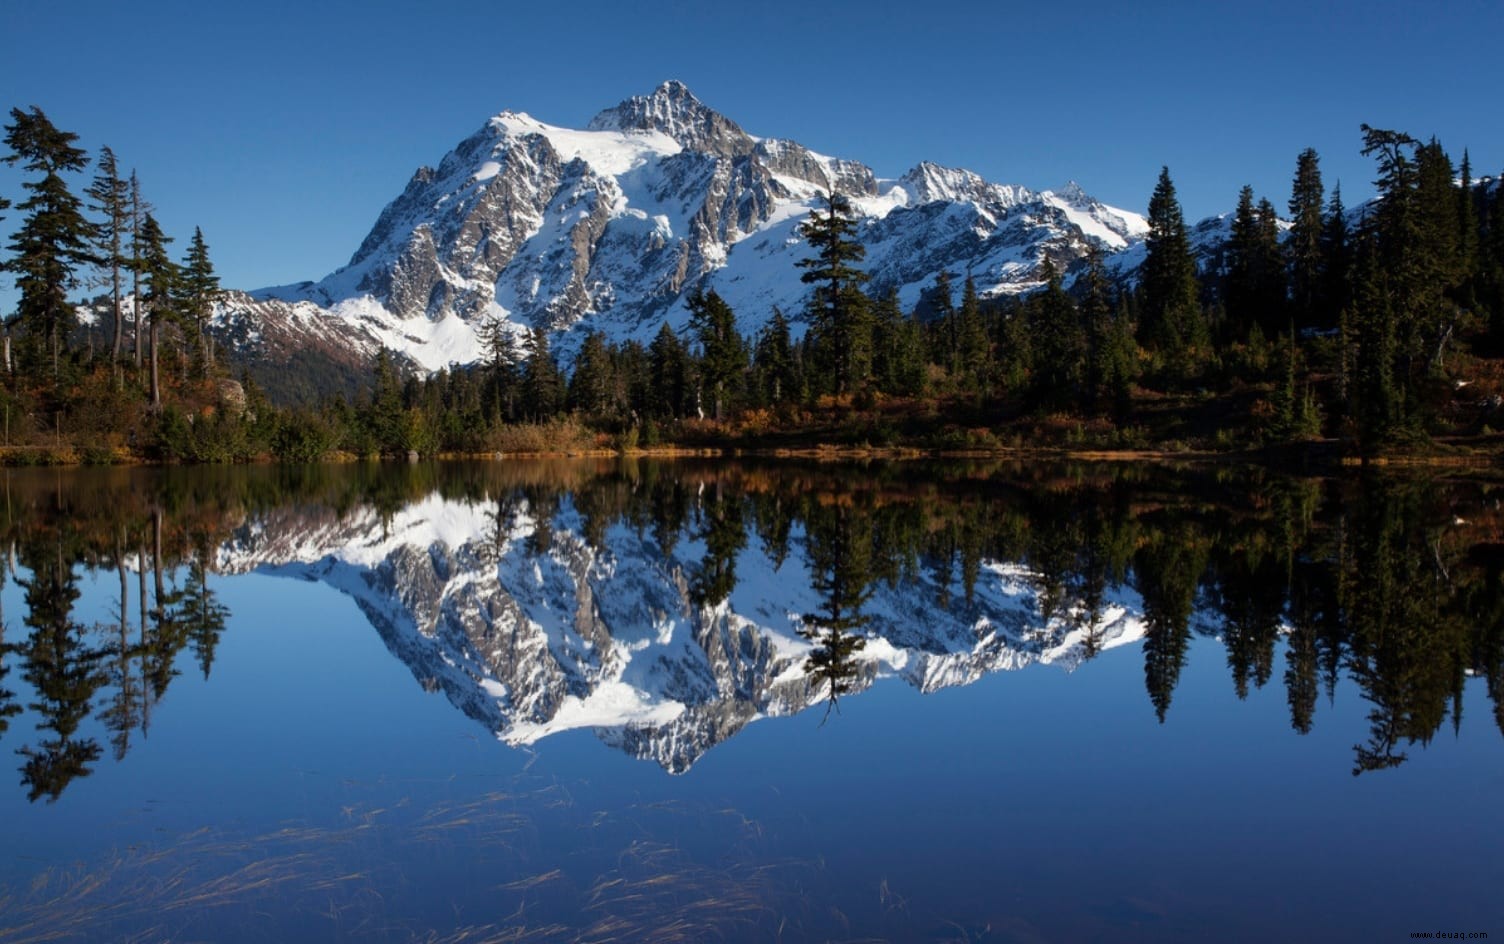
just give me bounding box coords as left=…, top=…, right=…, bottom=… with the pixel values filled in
left=216, top=81, right=1149, bottom=381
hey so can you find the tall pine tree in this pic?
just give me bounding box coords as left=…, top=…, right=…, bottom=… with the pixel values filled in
left=86, top=145, right=130, bottom=372
left=1138, top=167, right=1206, bottom=377
left=797, top=192, right=871, bottom=395
left=2, top=107, right=96, bottom=383
left=1288, top=148, right=1326, bottom=330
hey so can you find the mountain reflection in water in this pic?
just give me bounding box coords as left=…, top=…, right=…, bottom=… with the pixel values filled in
left=1, top=459, right=1502, bottom=804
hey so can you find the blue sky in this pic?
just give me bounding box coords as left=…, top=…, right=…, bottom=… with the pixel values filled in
left=2, top=0, right=1502, bottom=306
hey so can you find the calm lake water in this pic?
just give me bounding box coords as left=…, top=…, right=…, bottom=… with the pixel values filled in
left=0, top=459, right=1500, bottom=943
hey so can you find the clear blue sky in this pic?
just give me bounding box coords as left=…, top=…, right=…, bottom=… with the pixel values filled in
left=2, top=0, right=1501, bottom=307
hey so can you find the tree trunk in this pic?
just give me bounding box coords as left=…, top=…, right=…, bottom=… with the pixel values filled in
left=111, top=262, right=123, bottom=375
left=150, top=315, right=160, bottom=408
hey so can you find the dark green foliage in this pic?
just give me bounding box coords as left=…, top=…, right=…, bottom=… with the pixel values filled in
left=799, top=501, right=873, bottom=715
left=1026, top=258, right=1084, bottom=410
left=1288, top=148, right=1325, bottom=329
left=753, top=308, right=799, bottom=405
left=1139, top=167, right=1207, bottom=372
left=3, top=107, right=97, bottom=383
left=686, top=289, right=747, bottom=421
left=86, top=145, right=130, bottom=366
left=567, top=330, right=614, bottom=417
left=177, top=227, right=220, bottom=376
left=797, top=192, right=871, bottom=394
left=648, top=321, right=690, bottom=419
left=522, top=327, right=564, bottom=421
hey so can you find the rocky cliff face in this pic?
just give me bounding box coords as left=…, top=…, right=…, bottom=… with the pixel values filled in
left=217, top=81, right=1149, bottom=376
left=217, top=491, right=1147, bottom=773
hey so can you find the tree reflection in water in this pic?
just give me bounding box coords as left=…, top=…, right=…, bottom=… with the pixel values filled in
left=0, top=460, right=1502, bottom=800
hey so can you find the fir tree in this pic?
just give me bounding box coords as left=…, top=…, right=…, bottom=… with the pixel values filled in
left=567, top=330, right=614, bottom=417
left=797, top=192, right=871, bottom=394
left=957, top=274, right=991, bottom=396
left=1027, top=257, right=1084, bottom=410
left=1321, top=183, right=1351, bottom=327
left=480, top=316, right=520, bottom=421
left=2, top=106, right=97, bottom=383
left=1288, top=148, right=1326, bottom=329
left=754, top=307, right=798, bottom=405
left=1139, top=167, right=1206, bottom=375
left=177, top=227, right=220, bottom=376
left=648, top=321, right=689, bottom=419
left=86, top=145, right=131, bottom=371
left=686, top=289, right=746, bottom=421
left=1080, top=246, right=1118, bottom=413
left=521, top=327, right=563, bottom=420
left=135, top=213, right=175, bottom=408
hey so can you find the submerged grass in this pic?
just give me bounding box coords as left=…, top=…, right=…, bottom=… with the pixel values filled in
left=0, top=777, right=855, bottom=943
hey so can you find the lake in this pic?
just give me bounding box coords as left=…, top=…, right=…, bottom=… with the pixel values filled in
left=0, top=459, right=1500, bottom=943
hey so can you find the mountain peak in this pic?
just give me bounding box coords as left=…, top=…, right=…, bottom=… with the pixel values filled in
left=587, top=80, right=754, bottom=158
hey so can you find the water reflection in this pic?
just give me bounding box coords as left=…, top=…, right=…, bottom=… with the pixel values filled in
left=1, top=461, right=1502, bottom=801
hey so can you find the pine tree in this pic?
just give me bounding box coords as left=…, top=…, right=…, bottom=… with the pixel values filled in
left=648, top=321, right=689, bottom=419
left=1321, top=183, right=1351, bottom=326
left=1288, top=148, right=1326, bottom=330
left=136, top=213, right=176, bottom=408
left=177, top=227, right=220, bottom=376
left=128, top=172, right=148, bottom=371
left=1027, top=257, right=1084, bottom=410
left=368, top=348, right=403, bottom=450
left=86, top=145, right=131, bottom=372
left=686, top=289, right=746, bottom=421
left=1139, top=167, right=1206, bottom=377
left=754, top=307, right=798, bottom=404
left=1254, top=196, right=1287, bottom=333
left=925, top=270, right=957, bottom=375
left=797, top=192, right=871, bottom=395
left=957, top=274, right=991, bottom=396
left=1080, top=246, right=1117, bottom=413
left=480, top=316, right=520, bottom=421
left=2, top=107, right=97, bottom=383
left=1225, top=185, right=1263, bottom=339
left=521, top=327, right=563, bottom=420
left=567, top=330, right=613, bottom=417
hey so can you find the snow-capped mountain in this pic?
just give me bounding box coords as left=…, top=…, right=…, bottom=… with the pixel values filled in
left=217, top=489, right=1147, bottom=773
left=216, top=81, right=1148, bottom=377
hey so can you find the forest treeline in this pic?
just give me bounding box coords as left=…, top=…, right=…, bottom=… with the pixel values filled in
left=4, top=107, right=1504, bottom=460
left=2, top=460, right=1502, bottom=800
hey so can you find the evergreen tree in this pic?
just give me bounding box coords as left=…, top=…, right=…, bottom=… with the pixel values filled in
left=1288, top=148, right=1326, bottom=329
left=177, top=227, right=220, bottom=376
left=2, top=106, right=96, bottom=382
left=1027, top=257, right=1084, bottom=410
left=1225, top=185, right=1263, bottom=339
left=648, top=321, right=689, bottom=419
left=956, top=274, right=991, bottom=395
left=1225, top=187, right=1286, bottom=340
left=1254, top=196, right=1287, bottom=333
left=367, top=347, right=403, bottom=450
left=567, top=330, right=614, bottom=417
left=754, top=307, right=798, bottom=404
left=128, top=171, right=148, bottom=371
left=521, top=326, right=563, bottom=420
left=1139, top=167, right=1206, bottom=375
left=686, top=289, right=746, bottom=421
left=1080, top=246, right=1120, bottom=414
left=480, top=316, right=520, bottom=421
left=136, top=213, right=176, bottom=408
left=86, top=145, right=131, bottom=371
left=797, top=192, right=871, bottom=394
left=1321, top=183, right=1351, bottom=327
left=926, top=270, right=957, bottom=375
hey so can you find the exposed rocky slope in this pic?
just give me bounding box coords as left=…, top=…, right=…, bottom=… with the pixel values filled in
left=216, top=81, right=1149, bottom=379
